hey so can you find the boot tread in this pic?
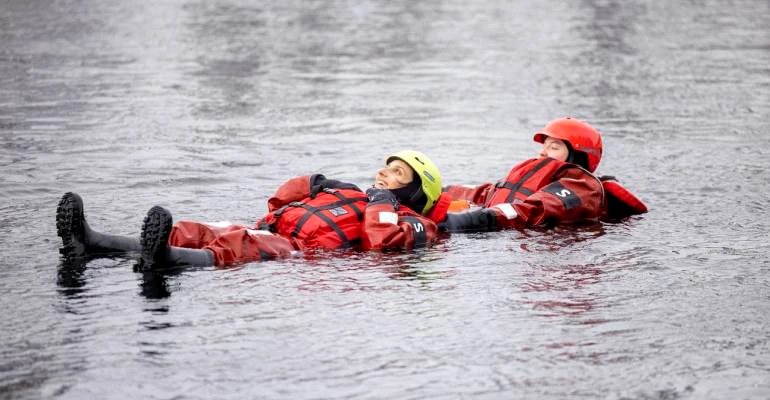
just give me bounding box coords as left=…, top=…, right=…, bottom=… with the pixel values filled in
left=56, top=192, right=86, bottom=257
left=138, top=206, right=173, bottom=271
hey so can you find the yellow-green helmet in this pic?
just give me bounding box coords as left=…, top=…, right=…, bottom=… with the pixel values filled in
left=386, top=150, right=442, bottom=215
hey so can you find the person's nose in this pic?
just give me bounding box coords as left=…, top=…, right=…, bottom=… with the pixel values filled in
left=377, top=167, right=389, bottom=178
left=538, top=146, right=548, bottom=158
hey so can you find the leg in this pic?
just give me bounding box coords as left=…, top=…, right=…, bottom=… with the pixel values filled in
left=138, top=206, right=295, bottom=270
left=204, top=228, right=297, bottom=266
left=56, top=192, right=140, bottom=258
left=137, top=206, right=215, bottom=271
left=137, top=207, right=296, bottom=271
left=168, top=220, right=249, bottom=248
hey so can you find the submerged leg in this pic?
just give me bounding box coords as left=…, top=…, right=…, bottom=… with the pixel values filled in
left=56, top=192, right=140, bottom=258
left=137, top=206, right=214, bottom=271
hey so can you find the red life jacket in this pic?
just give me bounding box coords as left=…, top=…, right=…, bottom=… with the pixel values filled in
left=258, top=188, right=369, bottom=251
left=484, top=157, right=576, bottom=207
left=600, top=179, right=648, bottom=220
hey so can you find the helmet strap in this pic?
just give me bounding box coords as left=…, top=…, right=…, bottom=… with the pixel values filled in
left=562, top=141, right=590, bottom=171
left=568, top=151, right=591, bottom=171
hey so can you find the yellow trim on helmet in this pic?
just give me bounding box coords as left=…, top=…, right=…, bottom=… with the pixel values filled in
left=386, top=150, right=442, bottom=215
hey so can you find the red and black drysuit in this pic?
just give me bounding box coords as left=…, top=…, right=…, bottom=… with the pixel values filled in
left=443, top=157, right=646, bottom=230
left=167, top=174, right=452, bottom=266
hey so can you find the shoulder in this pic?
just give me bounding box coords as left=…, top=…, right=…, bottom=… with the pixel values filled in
left=554, top=166, right=603, bottom=191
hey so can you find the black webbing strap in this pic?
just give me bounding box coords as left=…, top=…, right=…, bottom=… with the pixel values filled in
left=288, top=191, right=369, bottom=247
left=257, top=221, right=272, bottom=231
left=328, top=190, right=365, bottom=221
left=289, top=202, right=352, bottom=247
left=258, top=202, right=299, bottom=233
left=494, top=183, right=533, bottom=196
left=494, top=158, right=554, bottom=205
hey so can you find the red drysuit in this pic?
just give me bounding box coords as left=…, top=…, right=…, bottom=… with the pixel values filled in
left=167, top=175, right=452, bottom=266
left=444, top=157, right=607, bottom=228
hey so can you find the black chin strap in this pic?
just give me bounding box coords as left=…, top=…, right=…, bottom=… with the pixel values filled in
left=564, top=142, right=591, bottom=171
left=390, top=175, right=426, bottom=213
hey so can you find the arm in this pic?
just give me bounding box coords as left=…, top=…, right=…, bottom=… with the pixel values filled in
left=360, top=189, right=439, bottom=250
left=266, top=174, right=360, bottom=212
left=491, top=168, right=605, bottom=228
left=266, top=175, right=312, bottom=212
left=441, top=168, right=604, bottom=232
left=443, top=183, right=495, bottom=205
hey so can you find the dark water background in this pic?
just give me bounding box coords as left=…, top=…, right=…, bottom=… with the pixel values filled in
left=2, top=0, right=769, bottom=399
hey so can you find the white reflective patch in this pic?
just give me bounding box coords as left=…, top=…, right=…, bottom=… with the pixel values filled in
left=378, top=211, right=399, bottom=225
left=463, top=184, right=476, bottom=188
left=246, top=229, right=274, bottom=236
left=206, top=221, right=233, bottom=228
left=493, top=203, right=518, bottom=220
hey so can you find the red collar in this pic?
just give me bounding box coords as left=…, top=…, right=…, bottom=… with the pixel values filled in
left=426, top=193, right=453, bottom=223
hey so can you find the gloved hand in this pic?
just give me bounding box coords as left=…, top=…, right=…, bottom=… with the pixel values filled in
left=438, top=208, right=498, bottom=232
left=598, top=175, right=617, bottom=182
left=309, top=174, right=361, bottom=198
left=366, top=188, right=399, bottom=209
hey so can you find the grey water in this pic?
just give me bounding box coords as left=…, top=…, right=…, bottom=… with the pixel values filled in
left=1, top=0, right=769, bottom=399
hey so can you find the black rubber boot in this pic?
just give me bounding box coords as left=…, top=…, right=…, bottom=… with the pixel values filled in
left=137, top=206, right=214, bottom=271
left=56, top=192, right=141, bottom=258
left=168, top=246, right=215, bottom=266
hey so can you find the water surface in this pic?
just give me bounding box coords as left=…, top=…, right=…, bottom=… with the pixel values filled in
left=1, top=0, right=769, bottom=399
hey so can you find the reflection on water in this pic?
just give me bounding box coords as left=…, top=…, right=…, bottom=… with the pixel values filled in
left=516, top=223, right=607, bottom=252
left=2, top=0, right=769, bottom=398
left=515, top=226, right=607, bottom=319
left=138, top=270, right=175, bottom=300
left=56, top=258, right=89, bottom=300
left=521, top=263, right=602, bottom=317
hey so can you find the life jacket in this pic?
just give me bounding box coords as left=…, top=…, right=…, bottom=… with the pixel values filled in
left=484, top=157, right=578, bottom=207
left=258, top=188, right=369, bottom=251
left=599, top=177, right=648, bottom=220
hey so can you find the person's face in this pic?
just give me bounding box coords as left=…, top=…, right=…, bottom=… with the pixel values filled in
left=539, top=136, right=570, bottom=161
left=374, top=159, right=414, bottom=189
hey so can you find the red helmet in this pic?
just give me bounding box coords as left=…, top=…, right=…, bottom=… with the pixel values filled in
left=533, top=117, right=603, bottom=172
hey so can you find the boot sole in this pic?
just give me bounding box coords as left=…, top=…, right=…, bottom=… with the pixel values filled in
left=56, top=192, right=86, bottom=257
left=138, top=206, right=173, bottom=271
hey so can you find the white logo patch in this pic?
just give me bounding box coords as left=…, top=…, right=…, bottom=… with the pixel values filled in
left=246, top=229, right=274, bottom=236
left=492, top=203, right=518, bottom=220
left=378, top=211, right=399, bottom=225
left=206, top=221, right=234, bottom=228
left=328, top=207, right=348, bottom=217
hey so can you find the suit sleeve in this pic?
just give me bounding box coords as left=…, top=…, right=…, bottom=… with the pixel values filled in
left=266, top=175, right=314, bottom=212
left=360, top=202, right=439, bottom=250
left=489, top=169, right=605, bottom=228
left=443, top=183, right=495, bottom=205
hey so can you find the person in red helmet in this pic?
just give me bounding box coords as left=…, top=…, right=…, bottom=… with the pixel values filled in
left=56, top=150, right=453, bottom=270
left=441, top=117, right=646, bottom=232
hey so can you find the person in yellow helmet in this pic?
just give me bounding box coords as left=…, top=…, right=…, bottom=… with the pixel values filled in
left=381, top=150, right=445, bottom=215
left=56, top=150, right=454, bottom=270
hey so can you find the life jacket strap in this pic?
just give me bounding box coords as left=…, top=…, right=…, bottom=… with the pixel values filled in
left=258, top=201, right=300, bottom=233
left=279, top=191, right=369, bottom=248
left=490, top=157, right=554, bottom=205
